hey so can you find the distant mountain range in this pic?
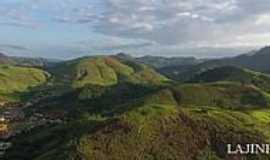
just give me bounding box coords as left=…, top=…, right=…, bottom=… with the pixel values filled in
left=48, top=55, right=168, bottom=89
left=199, top=46, right=270, bottom=73
left=115, top=53, right=204, bottom=68
left=136, top=55, right=204, bottom=68
left=0, top=53, right=13, bottom=64
left=2, top=45, right=270, bottom=72
left=0, top=52, right=60, bottom=68
left=159, top=46, right=270, bottom=81
left=0, top=54, right=168, bottom=102
left=2, top=46, right=270, bottom=160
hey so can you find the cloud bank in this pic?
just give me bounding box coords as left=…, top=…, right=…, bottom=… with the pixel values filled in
left=0, top=0, right=270, bottom=58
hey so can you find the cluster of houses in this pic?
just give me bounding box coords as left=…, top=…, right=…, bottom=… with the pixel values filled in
left=0, top=109, right=25, bottom=122
left=0, top=106, right=25, bottom=140
left=0, top=111, right=64, bottom=139
left=0, top=102, right=6, bottom=107
left=28, top=112, right=64, bottom=129
left=0, top=100, right=66, bottom=157
left=0, top=102, right=24, bottom=108
left=0, top=104, right=13, bottom=157
left=0, top=142, right=12, bottom=157
left=0, top=123, right=7, bottom=137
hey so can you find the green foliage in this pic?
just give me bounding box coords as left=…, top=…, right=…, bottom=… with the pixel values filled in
left=0, top=65, right=49, bottom=101
left=7, top=81, right=270, bottom=160
left=78, top=85, right=107, bottom=100
left=4, top=57, right=270, bottom=160
left=74, top=83, right=160, bottom=116
left=162, top=46, right=270, bottom=82
left=196, top=147, right=221, bottom=160
left=189, top=66, right=254, bottom=83
left=188, top=66, right=270, bottom=93
left=49, top=56, right=168, bottom=90
left=30, top=82, right=160, bottom=118
left=170, top=82, right=270, bottom=109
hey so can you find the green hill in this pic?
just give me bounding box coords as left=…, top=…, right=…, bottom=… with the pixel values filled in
left=8, top=107, right=269, bottom=160
left=171, top=83, right=270, bottom=109
left=6, top=82, right=270, bottom=160
left=135, top=55, right=202, bottom=68
left=188, top=66, right=258, bottom=83
left=31, top=81, right=270, bottom=118
left=4, top=54, right=270, bottom=160
left=0, top=65, right=49, bottom=102
left=204, top=46, right=270, bottom=74
left=0, top=52, right=60, bottom=68
left=49, top=56, right=168, bottom=88
left=6, top=81, right=270, bottom=160
left=158, top=46, right=270, bottom=82
left=188, top=66, right=270, bottom=93
left=138, top=82, right=270, bottom=110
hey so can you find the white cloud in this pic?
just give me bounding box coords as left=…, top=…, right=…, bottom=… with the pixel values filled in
left=255, top=14, right=270, bottom=25
left=2, top=0, right=270, bottom=57
left=131, top=23, right=153, bottom=32
left=109, top=17, right=119, bottom=23
left=191, top=14, right=199, bottom=19
left=177, top=12, right=191, bottom=17
left=88, top=0, right=270, bottom=49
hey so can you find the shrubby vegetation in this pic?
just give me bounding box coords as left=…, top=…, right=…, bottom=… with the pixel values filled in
left=188, top=66, right=270, bottom=93
left=3, top=55, right=270, bottom=160
left=0, top=65, right=49, bottom=101
left=48, top=56, right=168, bottom=89
left=6, top=80, right=270, bottom=160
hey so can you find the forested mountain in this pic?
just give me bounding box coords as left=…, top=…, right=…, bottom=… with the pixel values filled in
left=1, top=48, right=270, bottom=160
left=5, top=82, right=270, bottom=160
left=48, top=56, right=168, bottom=89
left=159, top=46, right=270, bottom=81
left=136, top=55, right=203, bottom=68
left=0, top=53, right=14, bottom=64
left=0, top=52, right=60, bottom=68
left=0, top=65, right=49, bottom=102
left=115, top=53, right=203, bottom=68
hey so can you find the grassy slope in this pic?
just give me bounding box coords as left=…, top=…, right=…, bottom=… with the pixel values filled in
left=188, top=66, right=270, bottom=93
left=49, top=56, right=168, bottom=89
left=33, top=80, right=270, bottom=117
left=7, top=104, right=270, bottom=160
left=171, top=82, right=270, bottom=109
left=4, top=56, right=270, bottom=159
left=0, top=65, right=49, bottom=102
left=6, top=82, right=270, bottom=160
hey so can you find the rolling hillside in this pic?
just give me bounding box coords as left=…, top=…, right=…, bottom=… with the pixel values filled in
left=49, top=56, right=169, bottom=89
left=221, top=46, right=270, bottom=73
left=0, top=65, right=49, bottom=102
left=0, top=53, right=14, bottom=64
left=115, top=53, right=203, bottom=68
left=5, top=82, right=270, bottom=160
left=135, top=55, right=203, bottom=68
left=0, top=52, right=60, bottom=68
left=2, top=52, right=270, bottom=160
left=30, top=79, right=270, bottom=118
left=188, top=66, right=270, bottom=93
left=159, top=46, right=270, bottom=81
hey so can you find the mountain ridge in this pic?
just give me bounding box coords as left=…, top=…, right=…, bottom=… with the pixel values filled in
left=159, top=46, right=270, bottom=81
left=0, top=52, right=61, bottom=68
left=2, top=47, right=270, bottom=160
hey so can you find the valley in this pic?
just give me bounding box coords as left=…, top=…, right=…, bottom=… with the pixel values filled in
left=2, top=0, right=270, bottom=159
left=0, top=48, right=270, bottom=160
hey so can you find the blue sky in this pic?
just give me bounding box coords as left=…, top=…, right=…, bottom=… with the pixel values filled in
left=0, top=0, right=270, bottom=59
left=0, top=0, right=106, bottom=59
